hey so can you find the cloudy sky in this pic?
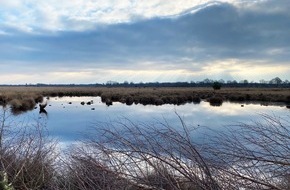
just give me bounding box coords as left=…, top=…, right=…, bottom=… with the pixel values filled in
left=0, top=0, right=289, bottom=84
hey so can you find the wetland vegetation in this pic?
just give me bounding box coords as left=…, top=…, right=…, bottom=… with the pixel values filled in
left=0, top=110, right=289, bottom=190
left=0, top=86, right=289, bottom=113
left=0, top=86, right=289, bottom=189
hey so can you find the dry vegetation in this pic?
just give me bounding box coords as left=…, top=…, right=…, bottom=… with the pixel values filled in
left=77, top=114, right=289, bottom=190
left=0, top=86, right=289, bottom=112
left=0, top=105, right=289, bottom=189
left=0, top=109, right=58, bottom=189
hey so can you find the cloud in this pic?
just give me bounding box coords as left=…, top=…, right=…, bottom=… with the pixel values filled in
left=0, top=0, right=289, bottom=83
left=0, top=0, right=258, bottom=32
left=2, top=1, right=289, bottom=61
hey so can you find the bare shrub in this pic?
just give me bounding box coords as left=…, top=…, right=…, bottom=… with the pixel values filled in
left=1, top=101, right=289, bottom=190
left=61, top=146, right=135, bottom=190
left=205, top=114, right=290, bottom=190
left=67, top=113, right=290, bottom=190
left=71, top=116, right=221, bottom=190
left=0, top=108, right=58, bottom=189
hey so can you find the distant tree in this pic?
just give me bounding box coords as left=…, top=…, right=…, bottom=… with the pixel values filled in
left=106, top=81, right=118, bottom=85
left=269, top=77, right=282, bottom=85
left=240, top=80, right=248, bottom=84
left=212, top=81, right=222, bottom=90
left=259, top=79, right=267, bottom=84
left=203, top=78, right=213, bottom=84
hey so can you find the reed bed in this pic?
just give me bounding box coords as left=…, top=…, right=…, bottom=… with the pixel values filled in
left=0, top=86, right=289, bottom=112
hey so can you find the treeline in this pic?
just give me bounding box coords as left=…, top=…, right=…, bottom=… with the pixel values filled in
left=104, top=77, right=290, bottom=88
left=103, top=81, right=290, bottom=88
left=1, top=77, right=290, bottom=88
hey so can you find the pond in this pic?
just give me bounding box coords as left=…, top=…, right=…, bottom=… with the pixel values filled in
left=1, top=96, right=289, bottom=145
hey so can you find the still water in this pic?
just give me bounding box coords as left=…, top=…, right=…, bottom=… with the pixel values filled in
left=2, top=96, right=289, bottom=144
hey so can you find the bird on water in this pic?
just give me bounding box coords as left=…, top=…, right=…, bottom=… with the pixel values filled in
left=39, top=101, right=48, bottom=115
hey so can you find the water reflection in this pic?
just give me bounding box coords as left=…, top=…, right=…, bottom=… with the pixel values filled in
left=0, top=97, right=289, bottom=145
left=209, top=102, right=223, bottom=107
left=39, top=108, right=48, bottom=116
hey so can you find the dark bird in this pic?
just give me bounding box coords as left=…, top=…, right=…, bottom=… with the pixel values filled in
left=39, top=101, right=48, bottom=115
left=39, top=101, right=47, bottom=109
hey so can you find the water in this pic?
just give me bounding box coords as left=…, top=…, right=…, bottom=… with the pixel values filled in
left=1, top=96, right=289, bottom=145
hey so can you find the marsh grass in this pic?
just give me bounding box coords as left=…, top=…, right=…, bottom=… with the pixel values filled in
left=0, top=90, right=44, bottom=114
left=0, top=86, right=289, bottom=112
left=208, top=96, right=224, bottom=106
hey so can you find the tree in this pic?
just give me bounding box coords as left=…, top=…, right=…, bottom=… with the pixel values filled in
left=203, top=78, right=213, bottom=84
left=270, top=77, right=282, bottom=85
left=212, top=81, right=222, bottom=90
left=240, top=79, right=248, bottom=84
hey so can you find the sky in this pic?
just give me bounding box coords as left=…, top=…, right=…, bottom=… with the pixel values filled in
left=0, top=0, right=289, bottom=84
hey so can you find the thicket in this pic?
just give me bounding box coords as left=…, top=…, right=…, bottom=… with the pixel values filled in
left=0, top=111, right=289, bottom=189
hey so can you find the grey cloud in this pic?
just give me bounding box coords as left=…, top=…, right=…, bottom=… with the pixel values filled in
left=0, top=0, right=290, bottom=73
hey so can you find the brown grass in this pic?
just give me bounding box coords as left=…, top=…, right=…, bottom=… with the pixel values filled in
left=0, top=89, right=44, bottom=114
left=0, top=86, right=289, bottom=109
